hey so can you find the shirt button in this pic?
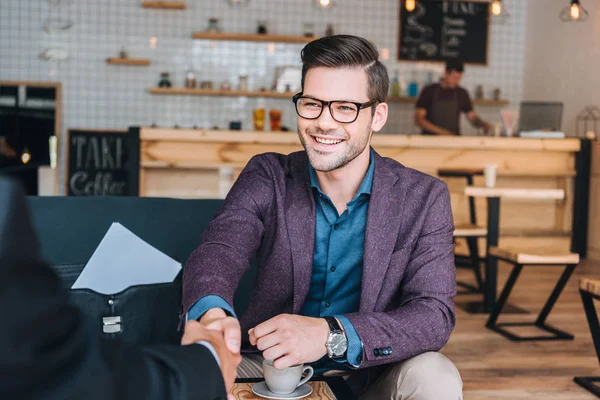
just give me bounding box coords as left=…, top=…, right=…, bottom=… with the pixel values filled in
left=333, top=224, right=339, bottom=230
left=325, top=302, right=331, bottom=308
left=330, top=266, right=336, bottom=272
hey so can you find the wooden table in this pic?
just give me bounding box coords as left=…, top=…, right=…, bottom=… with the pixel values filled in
left=233, top=377, right=357, bottom=400
left=463, top=187, right=565, bottom=313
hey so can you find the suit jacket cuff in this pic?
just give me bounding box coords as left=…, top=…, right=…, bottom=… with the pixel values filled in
left=186, top=295, right=237, bottom=322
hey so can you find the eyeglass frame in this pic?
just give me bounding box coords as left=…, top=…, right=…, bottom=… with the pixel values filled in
left=292, top=93, right=381, bottom=124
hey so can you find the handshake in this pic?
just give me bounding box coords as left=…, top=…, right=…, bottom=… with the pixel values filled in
left=181, top=310, right=243, bottom=399
left=182, top=306, right=332, bottom=398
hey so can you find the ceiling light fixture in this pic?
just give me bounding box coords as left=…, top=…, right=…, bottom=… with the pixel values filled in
left=560, top=0, right=589, bottom=22
left=491, top=0, right=502, bottom=16
left=314, top=0, right=334, bottom=8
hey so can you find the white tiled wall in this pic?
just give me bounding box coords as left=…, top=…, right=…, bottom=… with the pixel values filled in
left=524, top=0, right=600, bottom=137
left=0, top=0, right=527, bottom=188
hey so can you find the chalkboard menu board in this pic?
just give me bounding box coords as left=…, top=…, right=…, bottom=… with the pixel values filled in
left=66, top=128, right=139, bottom=196
left=398, top=0, right=490, bottom=64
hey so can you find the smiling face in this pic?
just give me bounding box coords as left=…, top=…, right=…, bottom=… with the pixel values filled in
left=297, top=66, right=387, bottom=173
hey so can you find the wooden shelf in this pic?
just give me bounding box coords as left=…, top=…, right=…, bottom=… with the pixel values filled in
left=388, top=96, right=509, bottom=107
left=148, top=87, right=294, bottom=98
left=106, top=57, right=151, bottom=66
left=141, top=1, right=185, bottom=9
left=148, top=88, right=508, bottom=107
left=142, top=160, right=246, bottom=169
left=192, top=32, right=317, bottom=44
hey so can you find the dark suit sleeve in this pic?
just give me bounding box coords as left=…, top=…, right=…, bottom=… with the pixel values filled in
left=0, top=178, right=226, bottom=400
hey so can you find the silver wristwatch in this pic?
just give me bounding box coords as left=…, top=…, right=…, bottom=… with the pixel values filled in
left=324, top=316, right=348, bottom=360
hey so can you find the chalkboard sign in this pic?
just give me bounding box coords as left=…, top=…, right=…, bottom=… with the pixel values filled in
left=66, top=128, right=139, bottom=196
left=398, top=0, right=490, bottom=64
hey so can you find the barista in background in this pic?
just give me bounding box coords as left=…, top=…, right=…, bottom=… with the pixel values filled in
left=415, top=60, right=491, bottom=136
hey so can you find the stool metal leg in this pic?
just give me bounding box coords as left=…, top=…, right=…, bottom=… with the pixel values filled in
left=574, top=289, right=600, bottom=398
left=487, top=263, right=575, bottom=341
left=535, top=264, right=577, bottom=326
left=486, top=262, right=523, bottom=329
left=466, top=236, right=484, bottom=291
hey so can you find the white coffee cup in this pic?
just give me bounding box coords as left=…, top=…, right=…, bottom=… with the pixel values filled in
left=484, top=164, right=498, bottom=188
left=263, top=359, right=314, bottom=395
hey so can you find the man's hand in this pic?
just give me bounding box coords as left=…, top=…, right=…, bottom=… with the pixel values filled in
left=248, top=314, right=329, bottom=369
left=181, top=320, right=241, bottom=397
left=482, top=121, right=491, bottom=135
left=199, top=308, right=241, bottom=354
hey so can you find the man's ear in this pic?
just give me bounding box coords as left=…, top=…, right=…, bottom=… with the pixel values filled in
left=371, top=102, right=388, bottom=132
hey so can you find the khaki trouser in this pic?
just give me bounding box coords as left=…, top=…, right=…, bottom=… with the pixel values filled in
left=237, top=352, right=463, bottom=400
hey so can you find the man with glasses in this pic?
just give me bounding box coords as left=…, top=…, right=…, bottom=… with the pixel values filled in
left=183, top=35, right=462, bottom=399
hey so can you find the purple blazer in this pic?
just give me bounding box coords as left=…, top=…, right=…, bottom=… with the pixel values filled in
left=182, top=150, right=456, bottom=369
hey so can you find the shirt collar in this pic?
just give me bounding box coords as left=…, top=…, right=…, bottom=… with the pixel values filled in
left=308, top=148, right=375, bottom=199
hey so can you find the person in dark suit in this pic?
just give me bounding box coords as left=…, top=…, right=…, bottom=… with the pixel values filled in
left=0, top=176, right=240, bottom=400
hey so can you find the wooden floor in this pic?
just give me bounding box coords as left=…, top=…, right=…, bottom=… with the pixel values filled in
left=443, top=258, right=600, bottom=399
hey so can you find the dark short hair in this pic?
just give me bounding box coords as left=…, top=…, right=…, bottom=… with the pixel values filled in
left=445, top=59, right=464, bottom=73
left=300, top=35, right=389, bottom=103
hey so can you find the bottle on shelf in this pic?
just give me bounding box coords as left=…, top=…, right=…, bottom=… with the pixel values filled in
left=408, top=70, right=419, bottom=97
left=390, top=70, right=400, bottom=97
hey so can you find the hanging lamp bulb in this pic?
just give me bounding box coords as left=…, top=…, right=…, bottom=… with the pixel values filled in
left=405, top=0, right=416, bottom=12
left=571, top=2, right=580, bottom=19
left=491, top=0, right=502, bottom=16
left=560, top=0, right=589, bottom=22
left=21, top=148, right=31, bottom=164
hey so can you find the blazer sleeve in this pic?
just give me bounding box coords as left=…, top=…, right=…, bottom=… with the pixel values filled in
left=0, top=178, right=227, bottom=400
left=344, top=181, right=456, bottom=368
left=182, top=155, right=274, bottom=316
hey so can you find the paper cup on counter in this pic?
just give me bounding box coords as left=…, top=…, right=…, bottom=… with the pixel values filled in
left=484, top=164, right=498, bottom=188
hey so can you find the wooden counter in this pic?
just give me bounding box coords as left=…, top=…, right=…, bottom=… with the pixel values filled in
left=139, top=127, right=585, bottom=254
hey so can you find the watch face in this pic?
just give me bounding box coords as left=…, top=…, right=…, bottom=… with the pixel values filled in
left=329, top=333, right=348, bottom=356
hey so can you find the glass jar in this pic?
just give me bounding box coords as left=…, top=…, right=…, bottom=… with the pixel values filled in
left=185, top=68, right=197, bottom=89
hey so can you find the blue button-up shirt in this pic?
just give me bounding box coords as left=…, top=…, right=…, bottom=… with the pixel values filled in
left=299, top=151, right=374, bottom=370
left=187, top=151, right=375, bottom=370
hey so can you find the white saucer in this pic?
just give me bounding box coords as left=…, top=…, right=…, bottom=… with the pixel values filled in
left=251, top=381, right=312, bottom=399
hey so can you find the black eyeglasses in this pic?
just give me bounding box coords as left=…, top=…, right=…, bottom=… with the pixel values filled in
left=292, top=93, right=379, bottom=124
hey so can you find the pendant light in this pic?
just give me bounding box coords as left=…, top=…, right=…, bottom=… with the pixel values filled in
left=560, top=0, right=589, bottom=22
left=21, top=148, right=31, bottom=164
left=491, top=0, right=502, bottom=16
left=405, top=0, right=416, bottom=12
left=314, top=0, right=334, bottom=8
left=490, top=0, right=510, bottom=19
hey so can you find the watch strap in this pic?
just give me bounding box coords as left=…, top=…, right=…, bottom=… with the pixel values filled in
left=324, top=316, right=342, bottom=334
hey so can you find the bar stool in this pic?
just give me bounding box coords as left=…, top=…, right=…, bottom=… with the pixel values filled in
left=574, top=278, right=600, bottom=397
left=460, top=187, right=567, bottom=315
left=485, top=247, right=579, bottom=341
left=438, top=167, right=486, bottom=292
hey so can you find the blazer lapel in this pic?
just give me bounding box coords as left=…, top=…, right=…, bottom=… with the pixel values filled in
left=285, top=154, right=316, bottom=314
left=360, top=152, right=407, bottom=312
